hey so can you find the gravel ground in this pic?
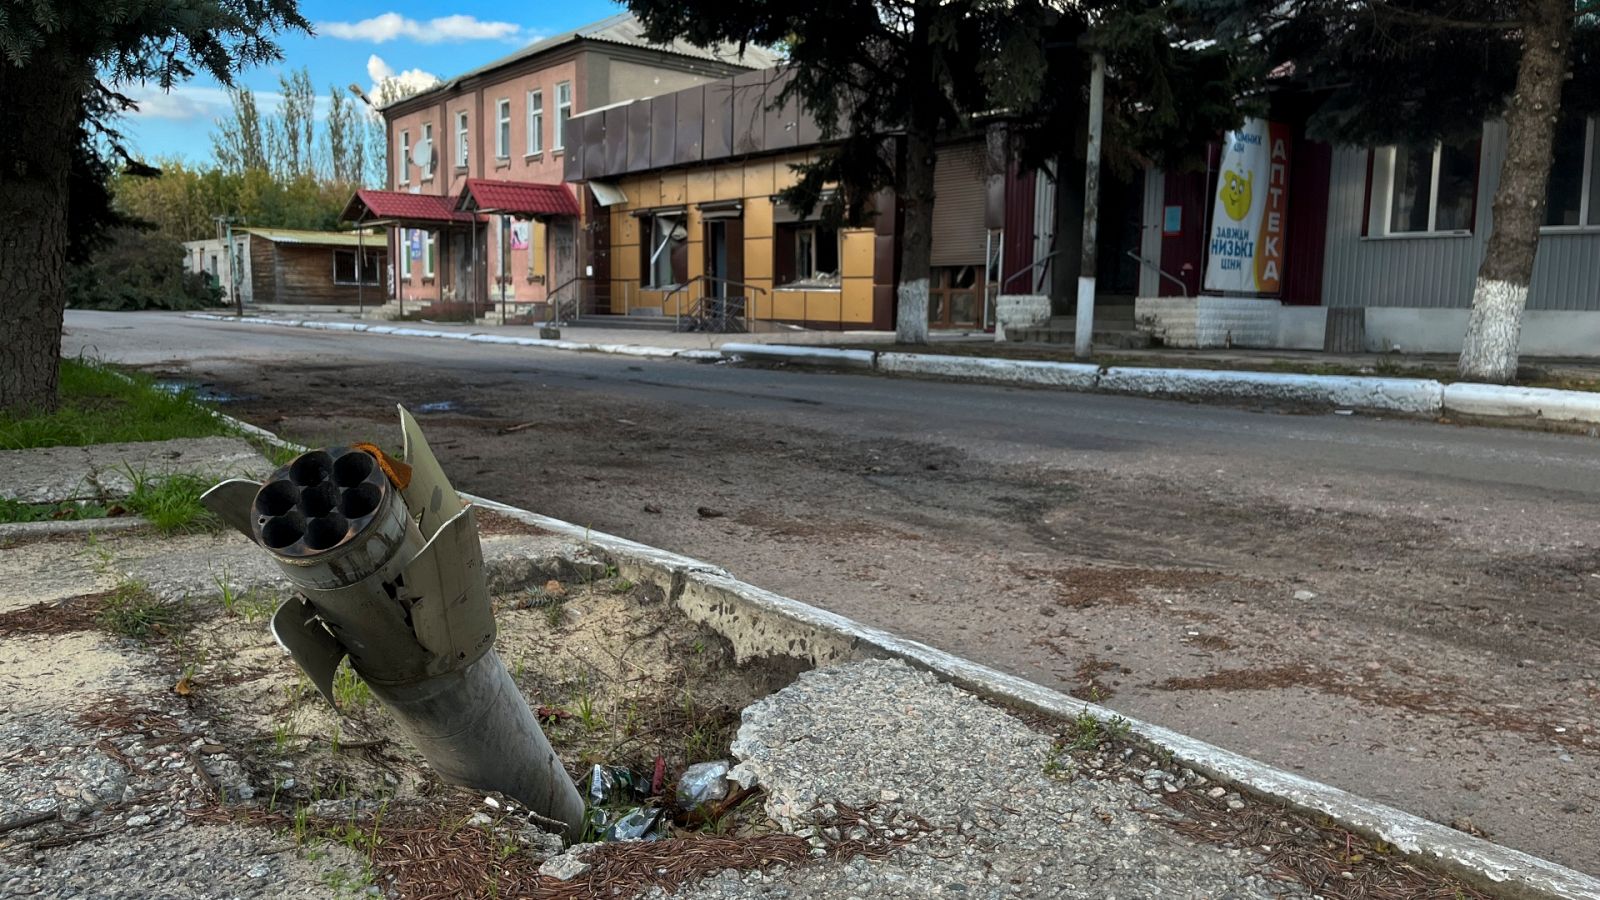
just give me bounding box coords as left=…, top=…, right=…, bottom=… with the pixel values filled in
left=644, top=658, right=1307, bottom=899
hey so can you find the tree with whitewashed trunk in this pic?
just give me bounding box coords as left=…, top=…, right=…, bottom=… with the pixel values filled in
left=1458, top=0, right=1576, bottom=382
left=1199, top=0, right=1599, bottom=384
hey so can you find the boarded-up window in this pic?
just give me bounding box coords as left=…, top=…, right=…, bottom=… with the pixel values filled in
left=931, top=143, right=988, bottom=266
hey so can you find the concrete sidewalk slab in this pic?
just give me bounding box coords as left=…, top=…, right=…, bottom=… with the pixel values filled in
left=0, top=437, right=271, bottom=503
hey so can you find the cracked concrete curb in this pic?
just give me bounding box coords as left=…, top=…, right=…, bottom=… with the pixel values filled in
left=0, top=517, right=151, bottom=542
left=199, top=399, right=1599, bottom=899
left=183, top=314, right=724, bottom=362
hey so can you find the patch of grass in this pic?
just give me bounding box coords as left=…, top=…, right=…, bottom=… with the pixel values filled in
left=213, top=568, right=277, bottom=623
left=97, top=579, right=179, bottom=639
left=0, top=497, right=109, bottom=524
left=333, top=661, right=373, bottom=712
left=123, top=469, right=219, bottom=534
left=1067, top=708, right=1131, bottom=752
left=0, top=358, right=230, bottom=450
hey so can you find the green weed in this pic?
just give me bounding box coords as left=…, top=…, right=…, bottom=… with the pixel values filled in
left=0, top=359, right=230, bottom=450
left=123, top=469, right=218, bottom=534
left=97, top=579, right=179, bottom=639
left=333, top=662, right=372, bottom=711
left=0, top=497, right=109, bottom=524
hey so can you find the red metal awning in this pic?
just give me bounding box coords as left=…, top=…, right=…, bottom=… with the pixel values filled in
left=456, top=179, right=581, bottom=218
left=342, top=189, right=481, bottom=225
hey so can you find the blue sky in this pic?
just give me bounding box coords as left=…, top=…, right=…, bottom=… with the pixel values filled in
left=122, top=0, right=627, bottom=163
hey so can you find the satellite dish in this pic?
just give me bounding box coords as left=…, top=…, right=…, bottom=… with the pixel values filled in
left=411, top=139, right=432, bottom=168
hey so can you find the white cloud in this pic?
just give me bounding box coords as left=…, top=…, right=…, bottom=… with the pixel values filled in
left=123, top=85, right=240, bottom=121
left=319, top=12, right=525, bottom=44
left=365, top=55, right=442, bottom=105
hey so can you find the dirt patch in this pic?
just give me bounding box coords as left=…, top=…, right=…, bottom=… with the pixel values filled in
left=733, top=509, right=921, bottom=543
left=476, top=507, right=555, bottom=536
left=0, top=590, right=107, bottom=636
left=1069, top=656, right=1129, bottom=701
left=1025, top=565, right=1239, bottom=610
left=1155, top=664, right=1589, bottom=751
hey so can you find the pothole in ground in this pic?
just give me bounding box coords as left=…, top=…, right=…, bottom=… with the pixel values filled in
left=51, top=553, right=827, bottom=899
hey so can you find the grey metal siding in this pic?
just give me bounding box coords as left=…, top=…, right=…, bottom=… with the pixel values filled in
left=1321, top=121, right=1600, bottom=311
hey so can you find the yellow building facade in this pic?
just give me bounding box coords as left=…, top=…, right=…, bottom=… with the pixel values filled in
left=601, top=152, right=878, bottom=328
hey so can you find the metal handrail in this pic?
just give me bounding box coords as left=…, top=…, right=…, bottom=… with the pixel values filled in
left=664, top=275, right=771, bottom=333
left=1001, top=250, right=1066, bottom=294
left=543, top=274, right=591, bottom=324
left=1125, top=251, right=1189, bottom=298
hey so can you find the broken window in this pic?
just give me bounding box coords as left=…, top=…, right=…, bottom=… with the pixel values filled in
left=775, top=224, right=840, bottom=288
left=641, top=212, right=687, bottom=289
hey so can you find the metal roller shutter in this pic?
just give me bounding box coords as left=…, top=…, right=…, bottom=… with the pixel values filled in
left=931, top=142, right=988, bottom=266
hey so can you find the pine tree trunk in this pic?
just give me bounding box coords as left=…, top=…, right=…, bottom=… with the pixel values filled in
left=1458, top=0, right=1572, bottom=383
left=896, top=125, right=936, bottom=345
left=0, top=59, right=79, bottom=414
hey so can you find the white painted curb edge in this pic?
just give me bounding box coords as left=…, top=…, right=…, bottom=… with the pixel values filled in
left=184, top=314, right=723, bottom=362
left=1443, top=382, right=1600, bottom=425
left=718, top=342, right=876, bottom=369
left=207, top=408, right=1596, bottom=899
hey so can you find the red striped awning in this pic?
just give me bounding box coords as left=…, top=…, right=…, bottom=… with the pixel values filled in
left=342, top=190, right=481, bottom=225
left=456, top=179, right=581, bottom=217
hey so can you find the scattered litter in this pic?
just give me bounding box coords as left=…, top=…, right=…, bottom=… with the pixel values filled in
left=676, top=760, right=732, bottom=811
left=588, top=764, right=640, bottom=806
left=1333, top=409, right=1354, bottom=416
left=696, top=507, right=727, bottom=519
left=501, top=422, right=538, bottom=434
left=1292, top=590, right=1317, bottom=601
left=603, top=807, right=663, bottom=842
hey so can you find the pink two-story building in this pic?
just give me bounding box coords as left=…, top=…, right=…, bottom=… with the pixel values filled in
left=343, top=13, right=776, bottom=319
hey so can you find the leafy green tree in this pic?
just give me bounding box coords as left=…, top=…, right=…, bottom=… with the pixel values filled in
left=0, top=0, right=307, bottom=413
left=213, top=87, right=270, bottom=174
left=271, top=67, right=319, bottom=180
left=69, top=225, right=223, bottom=311
left=1204, top=0, right=1600, bottom=382
left=628, top=0, right=1254, bottom=343
left=325, top=84, right=366, bottom=185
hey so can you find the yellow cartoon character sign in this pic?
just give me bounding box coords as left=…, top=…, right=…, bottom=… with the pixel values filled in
left=1218, top=169, right=1253, bottom=221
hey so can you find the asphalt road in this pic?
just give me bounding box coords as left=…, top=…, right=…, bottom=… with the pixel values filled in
left=63, top=310, right=1600, bottom=875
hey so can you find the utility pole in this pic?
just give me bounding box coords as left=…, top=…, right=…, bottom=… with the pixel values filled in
left=215, top=215, right=241, bottom=317
left=1074, top=52, right=1105, bottom=360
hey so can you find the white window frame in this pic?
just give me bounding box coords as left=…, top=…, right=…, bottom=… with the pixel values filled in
left=398, top=130, right=410, bottom=185
left=424, top=231, right=436, bottom=279
left=1369, top=141, right=1476, bottom=238
left=554, top=81, right=572, bottom=152
left=455, top=110, right=469, bottom=169
left=1543, top=116, right=1599, bottom=232
left=420, top=123, right=434, bottom=180
left=527, top=89, right=544, bottom=156
left=495, top=98, right=511, bottom=160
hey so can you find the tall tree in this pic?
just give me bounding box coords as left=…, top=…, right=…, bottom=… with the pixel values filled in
left=271, top=67, right=319, bottom=180
left=1203, top=0, right=1599, bottom=382
left=325, top=84, right=365, bottom=185
left=628, top=0, right=1253, bottom=343
left=0, top=0, right=306, bottom=413
left=212, top=87, right=270, bottom=174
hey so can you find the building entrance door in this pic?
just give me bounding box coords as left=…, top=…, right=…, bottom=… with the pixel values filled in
left=551, top=221, right=576, bottom=311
